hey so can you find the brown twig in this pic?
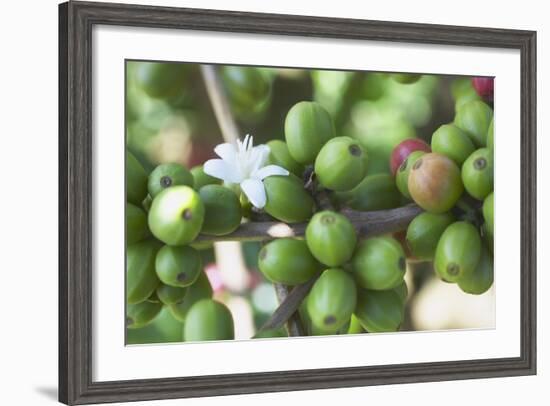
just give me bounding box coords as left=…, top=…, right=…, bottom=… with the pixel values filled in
left=271, top=282, right=313, bottom=336
left=195, top=204, right=422, bottom=243
left=200, top=65, right=240, bottom=143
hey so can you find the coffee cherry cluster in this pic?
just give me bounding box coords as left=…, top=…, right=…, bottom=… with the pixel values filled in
left=125, top=62, right=276, bottom=343
left=393, top=77, right=494, bottom=294
left=126, top=69, right=495, bottom=340
left=257, top=81, right=494, bottom=333
left=257, top=101, right=410, bottom=334
left=126, top=151, right=238, bottom=341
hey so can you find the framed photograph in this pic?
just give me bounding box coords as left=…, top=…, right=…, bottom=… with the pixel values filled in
left=59, top=1, right=536, bottom=404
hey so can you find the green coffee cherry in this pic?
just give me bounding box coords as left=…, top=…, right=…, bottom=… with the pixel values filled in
left=483, top=192, right=494, bottom=236
left=266, top=140, right=305, bottom=177
left=169, top=272, right=212, bottom=323
left=434, top=221, right=482, bottom=282
left=395, top=151, right=426, bottom=199
left=155, top=245, right=202, bottom=287
left=199, top=185, right=242, bottom=236
left=221, top=66, right=271, bottom=115
left=284, top=101, right=335, bottom=164
left=126, top=300, right=162, bottom=329
left=148, top=186, right=204, bottom=245
left=336, top=173, right=402, bottom=211
left=306, top=211, right=357, bottom=267
left=156, top=284, right=187, bottom=305
left=307, top=269, right=357, bottom=334
left=314, top=136, right=368, bottom=191
left=126, top=306, right=184, bottom=344
left=148, top=163, right=194, bottom=198
left=127, top=151, right=148, bottom=206
left=126, top=203, right=149, bottom=244
left=451, top=77, right=481, bottom=110
left=258, top=239, right=320, bottom=285
left=406, top=212, right=455, bottom=260
left=393, top=281, right=409, bottom=303
left=486, top=119, right=494, bottom=150
left=462, top=148, right=494, bottom=200
left=454, top=100, right=493, bottom=147
left=391, top=73, right=422, bottom=84
left=264, top=174, right=315, bottom=223
left=431, top=124, right=475, bottom=166
left=458, top=247, right=493, bottom=295
left=190, top=165, right=221, bottom=190
left=352, top=236, right=406, bottom=290
left=408, top=153, right=464, bottom=214
left=455, top=94, right=482, bottom=112
left=347, top=314, right=365, bottom=334
left=355, top=289, right=404, bottom=333
left=127, top=239, right=161, bottom=304
left=135, top=62, right=188, bottom=99
left=184, top=299, right=235, bottom=341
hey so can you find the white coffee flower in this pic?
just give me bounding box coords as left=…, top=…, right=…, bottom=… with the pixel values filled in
left=204, top=134, right=289, bottom=209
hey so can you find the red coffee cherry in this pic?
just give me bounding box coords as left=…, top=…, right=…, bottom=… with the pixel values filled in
left=471, top=77, right=494, bottom=102
left=390, top=138, right=431, bottom=176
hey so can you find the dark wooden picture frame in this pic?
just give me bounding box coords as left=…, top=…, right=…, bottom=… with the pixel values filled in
left=59, top=1, right=537, bottom=404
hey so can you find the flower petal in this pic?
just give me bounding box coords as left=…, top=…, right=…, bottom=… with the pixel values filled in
left=250, top=144, right=270, bottom=173
left=252, top=165, right=289, bottom=180
left=204, top=159, right=242, bottom=183
left=254, top=143, right=270, bottom=159
left=236, top=138, right=243, bottom=153
left=214, top=143, right=237, bottom=163
left=240, top=178, right=267, bottom=209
